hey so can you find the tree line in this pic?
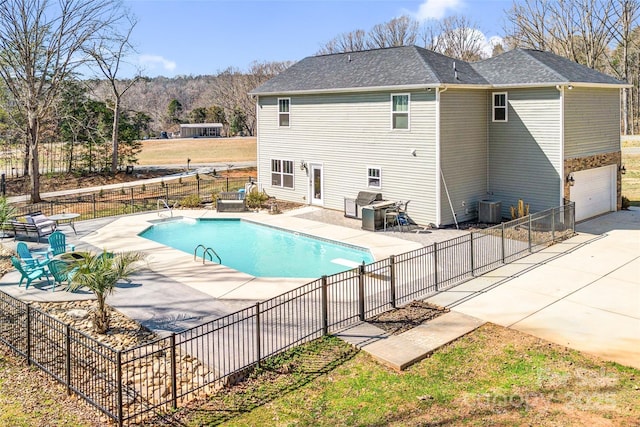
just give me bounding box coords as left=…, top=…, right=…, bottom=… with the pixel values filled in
left=0, top=0, right=637, bottom=204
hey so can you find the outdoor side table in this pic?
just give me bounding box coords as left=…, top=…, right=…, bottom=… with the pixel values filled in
left=49, top=213, right=80, bottom=235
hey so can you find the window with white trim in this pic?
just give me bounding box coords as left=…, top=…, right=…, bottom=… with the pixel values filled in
left=367, top=167, right=381, bottom=188
left=492, top=92, right=507, bottom=122
left=271, top=159, right=294, bottom=188
left=278, top=98, right=290, bottom=127
left=391, top=94, right=409, bottom=129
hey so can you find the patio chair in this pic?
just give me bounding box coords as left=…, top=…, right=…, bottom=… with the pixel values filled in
left=16, top=242, right=50, bottom=269
left=47, top=259, right=77, bottom=291
left=47, top=231, right=75, bottom=257
left=11, top=256, right=50, bottom=289
left=384, top=201, right=411, bottom=231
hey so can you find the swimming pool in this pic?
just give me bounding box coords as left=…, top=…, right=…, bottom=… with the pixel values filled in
left=139, top=218, right=374, bottom=278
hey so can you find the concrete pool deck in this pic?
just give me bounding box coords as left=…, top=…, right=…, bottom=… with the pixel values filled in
left=0, top=207, right=466, bottom=331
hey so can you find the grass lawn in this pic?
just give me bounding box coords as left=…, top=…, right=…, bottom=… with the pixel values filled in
left=0, top=347, right=99, bottom=426
left=173, top=325, right=640, bottom=427
left=137, top=136, right=256, bottom=165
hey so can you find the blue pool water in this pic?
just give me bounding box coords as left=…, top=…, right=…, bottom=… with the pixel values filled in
left=139, top=218, right=374, bottom=278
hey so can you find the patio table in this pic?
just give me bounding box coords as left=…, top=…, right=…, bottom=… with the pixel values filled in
left=49, top=213, right=80, bottom=235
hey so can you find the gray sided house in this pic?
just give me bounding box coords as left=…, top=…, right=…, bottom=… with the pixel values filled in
left=180, top=123, right=223, bottom=138
left=250, top=46, right=627, bottom=226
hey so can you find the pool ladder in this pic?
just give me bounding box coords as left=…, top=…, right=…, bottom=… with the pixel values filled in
left=157, top=198, right=173, bottom=218
left=194, top=244, right=221, bottom=264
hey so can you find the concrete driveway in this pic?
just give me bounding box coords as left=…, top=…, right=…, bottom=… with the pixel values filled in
left=427, top=207, right=640, bottom=369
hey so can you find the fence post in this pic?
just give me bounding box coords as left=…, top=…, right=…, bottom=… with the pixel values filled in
left=65, top=324, right=71, bottom=395
left=358, top=262, right=365, bottom=321
left=92, top=194, right=96, bottom=219
left=255, top=302, right=261, bottom=367
left=49, top=200, right=54, bottom=215
left=26, top=303, right=31, bottom=366
left=528, top=214, right=532, bottom=253
left=389, top=255, right=396, bottom=308
left=165, top=186, right=169, bottom=204
left=433, top=243, right=439, bottom=292
left=116, top=351, right=123, bottom=427
left=501, top=223, right=506, bottom=264
left=470, top=234, right=475, bottom=277
left=130, top=188, right=135, bottom=214
left=321, top=275, right=328, bottom=335
left=226, top=177, right=229, bottom=192
left=197, top=179, right=201, bottom=199
left=551, top=207, right=556, bottom=242
left=170, top=333, right=178, bottom=410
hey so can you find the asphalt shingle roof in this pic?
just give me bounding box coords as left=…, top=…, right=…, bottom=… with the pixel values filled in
left=471, top=49, right=625, bottom=86
left=250, top=46, right=487, bottom=94
left=251, top=46, right=626, bottom=95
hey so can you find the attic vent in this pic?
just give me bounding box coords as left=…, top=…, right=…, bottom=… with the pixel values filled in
left=348, top=54, right=351, bottom=62
left=453, top=61, right=458, bottom=80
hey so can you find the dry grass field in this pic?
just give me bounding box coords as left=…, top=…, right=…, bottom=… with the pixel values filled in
left=137, top=136, right=256, bottom=165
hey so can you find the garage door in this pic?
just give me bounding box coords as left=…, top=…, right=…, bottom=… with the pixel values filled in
left=570, top=165, right=616, bottom=222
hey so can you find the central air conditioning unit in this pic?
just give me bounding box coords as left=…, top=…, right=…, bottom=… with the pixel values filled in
left=478, top=200, right=502, bottom=223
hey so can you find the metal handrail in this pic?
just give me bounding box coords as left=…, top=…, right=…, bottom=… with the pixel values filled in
left=157, top=198, right=173, bottom=217
left=194, top=244, right=221, bottom=264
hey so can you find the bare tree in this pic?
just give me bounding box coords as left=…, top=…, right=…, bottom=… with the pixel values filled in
left=85, top=15, right=140, bottom=174
left=435, top=15, right=487, bottom=61
left=214, top=61, right=292, bottom=136
left=317, top=30, right=367, bottom=54
left=0, top=0, right=124, bottom=202
left=367, top=15, right=419, bottom=49
left=505, top=0, right=615, bottom=69
left=609, top=0, right=640, bottom=134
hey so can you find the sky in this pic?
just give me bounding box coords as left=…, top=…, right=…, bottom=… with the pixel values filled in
left=122, top=0, right=513, bottom=78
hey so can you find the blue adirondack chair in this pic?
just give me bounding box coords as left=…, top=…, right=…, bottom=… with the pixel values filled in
left=16, top=242, right=50, bottom=269
left=47, top=231, right=75, bottom=257
left=11, top=256, right=50, bottom=289
left=47, top=259, right=77, bottom=291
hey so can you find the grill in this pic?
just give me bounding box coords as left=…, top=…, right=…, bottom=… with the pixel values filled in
left=344, top=191, right=383, bottom=218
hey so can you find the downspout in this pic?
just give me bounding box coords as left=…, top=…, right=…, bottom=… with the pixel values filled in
left=555, top=85, right=565, bottom=206
left=255, top=96, right=261, bottom=191
left=435, top=86, right=447, bottom=226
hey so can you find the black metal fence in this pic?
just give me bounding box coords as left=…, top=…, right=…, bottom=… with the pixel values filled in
left=11, top=175, right=251, bottom=220
left=0, top=202, right=575, bottom=425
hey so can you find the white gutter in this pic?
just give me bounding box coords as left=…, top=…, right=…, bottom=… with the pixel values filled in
left=255, top=96, right=261, bottom=190
left=491, top=81, right=631, bottom=89
left=250, top=81, right=629, bottom=97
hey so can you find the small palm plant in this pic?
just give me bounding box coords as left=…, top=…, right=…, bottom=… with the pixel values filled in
left=0, top=196, right=16, bottom=239
left=65, top=250, right=146, bottom=334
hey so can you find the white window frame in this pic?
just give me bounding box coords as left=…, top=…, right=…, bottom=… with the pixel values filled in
left=271, top=159, right=294, bottom=189
left=367, top=166, right=382, bottom=189
left=278, top=98, right=290, bottom=128
left=492, top=92, right=508, bottom=122
left=391, top=93, right=410, bottom=130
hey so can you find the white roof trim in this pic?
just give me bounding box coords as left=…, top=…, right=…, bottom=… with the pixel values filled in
left=251, top=81, right=628, bottom=97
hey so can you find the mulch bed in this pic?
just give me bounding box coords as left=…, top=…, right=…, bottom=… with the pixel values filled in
left=367, top=301, right=449, bottom=335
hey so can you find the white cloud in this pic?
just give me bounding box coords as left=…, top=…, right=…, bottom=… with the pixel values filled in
left=415, top=0, right=464, bottom=21
left=138, top=54, right=177, bottom=73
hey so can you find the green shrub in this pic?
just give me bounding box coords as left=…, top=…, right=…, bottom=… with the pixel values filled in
left=180, top=194, right=202, bottom=208
left=246, top=191, right=269, bottom=209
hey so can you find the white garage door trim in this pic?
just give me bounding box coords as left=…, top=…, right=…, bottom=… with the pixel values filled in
left=570, top=165, right=616, bottom=222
